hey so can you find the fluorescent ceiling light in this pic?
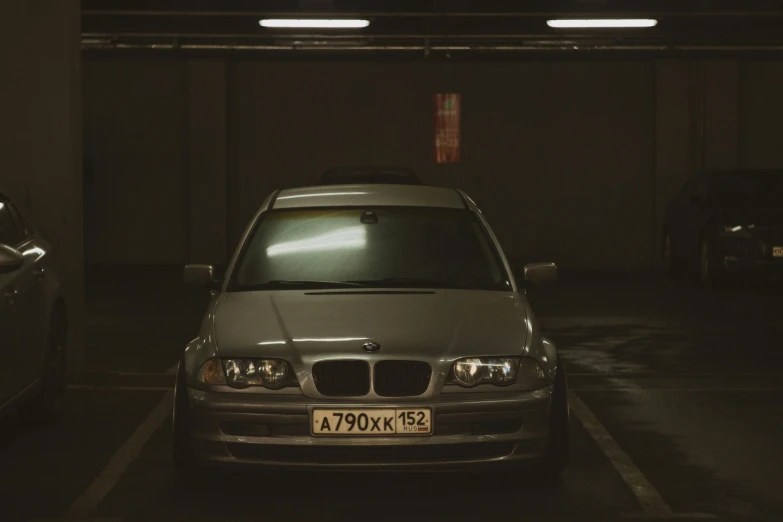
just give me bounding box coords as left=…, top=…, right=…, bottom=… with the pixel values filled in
left=547, top=19, right=658, bottom=29
left=259, top=19, right=370, bottom=29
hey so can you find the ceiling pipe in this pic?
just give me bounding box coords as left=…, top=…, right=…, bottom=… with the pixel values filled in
left=81, top=10, right=783, bottom=17
left=81, top=41, right=783, bottom=52
left=80, top=31, right=655, bottom=40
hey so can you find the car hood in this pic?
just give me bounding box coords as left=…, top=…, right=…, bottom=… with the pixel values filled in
left=213, top=290, right=529, bottom=362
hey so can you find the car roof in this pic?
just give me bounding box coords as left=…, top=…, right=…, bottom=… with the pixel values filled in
left=271, top=184, right=468, bottom=210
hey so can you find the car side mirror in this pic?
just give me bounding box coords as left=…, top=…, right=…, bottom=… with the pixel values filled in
left=0, top=244, right=25, bottom=274
left=523, top=262, right=558, bottom=288
left=184, top=264, right=222, bottom=291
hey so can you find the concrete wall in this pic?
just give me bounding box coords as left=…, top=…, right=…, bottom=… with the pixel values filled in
left=82, top=56, right=783, bottom=270
left=0, top=1, right=83, bottom=374
left=651, top=59, right=742, bottom=266
left=83, top=60, right=188, bottom=264
left=740, top=61, right=783, bottom=168
left=228, top=60, right=654, bottom=269
left=188, top=60, right=227, bottom=264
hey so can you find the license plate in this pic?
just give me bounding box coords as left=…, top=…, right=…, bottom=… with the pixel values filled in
left=774, top=246, right=783, bottom=258
left=312, top=408, right=432, bottom=436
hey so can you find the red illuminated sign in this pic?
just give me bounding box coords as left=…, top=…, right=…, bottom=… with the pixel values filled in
left=434, top=93, right=461, bottom=164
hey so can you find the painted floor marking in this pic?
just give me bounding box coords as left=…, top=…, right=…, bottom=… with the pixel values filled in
left=568, top=391, right=717, bottom=520
left=67, top=385, right=171, bottom=392
left=567, top=372, right=783, bottom=377
left=65, top=390, right=174, bottom=519
left=571, top=386, right=783, bottom=393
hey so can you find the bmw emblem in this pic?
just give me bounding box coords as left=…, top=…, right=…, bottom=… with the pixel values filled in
left=363, top=342, right=381, bottom=353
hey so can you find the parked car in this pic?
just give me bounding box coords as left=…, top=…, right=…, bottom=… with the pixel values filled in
left=174, top=183, right=568, bottom=481
left=0, top=191, right=67, bottom=420
left=320, top=166, right=422, bottom=185
left=663, top=169, right=783, bottom=284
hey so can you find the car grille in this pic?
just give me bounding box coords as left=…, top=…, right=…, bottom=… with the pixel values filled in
left=373, top=360, right=432, bottom=397
left=312, top=360, right=370, bottom=397
left=226, top=441, right=516, bottom=464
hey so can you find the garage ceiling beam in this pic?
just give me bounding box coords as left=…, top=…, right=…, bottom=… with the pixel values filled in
left=81, top=42, right=783, bottom=51
left=81, top=10, right=783, bottom=17
left=81, top=31, right=646, bottom=39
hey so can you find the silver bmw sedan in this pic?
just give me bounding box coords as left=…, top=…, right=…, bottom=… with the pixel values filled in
left=174, top=184, right=568, bottom=480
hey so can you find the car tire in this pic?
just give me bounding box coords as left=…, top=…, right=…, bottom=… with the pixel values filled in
left=699, top=236, right=723, bottom=287
left=172, top=362, right=204, bottom=486
left=30, top=306, right=67, bottom=420
left=538, top=356, right=570, bottom=482
left=662, top=231, right=683, bottom=278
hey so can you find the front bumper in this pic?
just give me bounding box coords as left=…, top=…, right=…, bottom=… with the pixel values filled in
left=716, top=237, right=783, bottom=275
left=721, top=255, right=783, bottom=276
left=185, top=386, right=553, bottom=471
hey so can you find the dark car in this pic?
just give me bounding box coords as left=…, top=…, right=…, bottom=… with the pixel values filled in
left=663, top=169, right=783, bottom=284
left=320, top=166, right=422, bottom=186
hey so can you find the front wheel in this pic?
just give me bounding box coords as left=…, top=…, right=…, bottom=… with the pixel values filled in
left=699, top=237, right=723, bottom=286
left=662, top=231, right=683, bottom=278
left=538, top=356, right=569, bottom=481
left=172, top=362, right=203, bottom=485
left=30, top=308, right=67, bottom=420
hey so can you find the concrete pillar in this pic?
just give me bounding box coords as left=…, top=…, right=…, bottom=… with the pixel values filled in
left=652, top=59, right=740, bottom=268
left=187, top=60, right=228, bottom=266
left=653, top=60, right=692, bottom=267
left=703, top=59, right=740, bottom=169
left=0, top=1, right=84, bottom=375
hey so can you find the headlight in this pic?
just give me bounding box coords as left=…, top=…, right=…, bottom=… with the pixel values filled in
left=223, top=358, right=298, bottom=389
left=722, top=224, right=753, bottom=236
left=447, top=356, right=545, bottom=388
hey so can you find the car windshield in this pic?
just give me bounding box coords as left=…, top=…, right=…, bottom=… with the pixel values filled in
left=231, top=207, right=510, bottom=291
left=710, top=171, right=783, bottom=207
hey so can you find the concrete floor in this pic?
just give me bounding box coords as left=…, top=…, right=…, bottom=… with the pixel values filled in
left=1, top=268, right=782, bottom=522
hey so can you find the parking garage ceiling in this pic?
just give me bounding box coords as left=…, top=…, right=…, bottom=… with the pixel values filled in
left=82, top=0, right=783, bottom=53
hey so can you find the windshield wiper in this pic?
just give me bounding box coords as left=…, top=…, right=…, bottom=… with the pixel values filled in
left=352, top=278, right=476, bottom=289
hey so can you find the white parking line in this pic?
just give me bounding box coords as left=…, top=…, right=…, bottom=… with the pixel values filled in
left=568, top=391, right=717, bottom=520
left=572, top=386, right=783, bottom=393
left=81, top=363, right=180, bottom=378
left=30, top=518, right=123, bottom=522
left=568, top=372, right=783, bottom=377
left=91, top=370, right=169, bottom=376
left=65, top=391, right=174, bottom=519
left=622, top=514, right=720, bottom=520
left=68, top=385, right=171, bottom=392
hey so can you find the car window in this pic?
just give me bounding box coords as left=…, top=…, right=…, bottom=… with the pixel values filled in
left=231, top=207, right=510, bottom=291
left=0, top=201, right=24, bottom=246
